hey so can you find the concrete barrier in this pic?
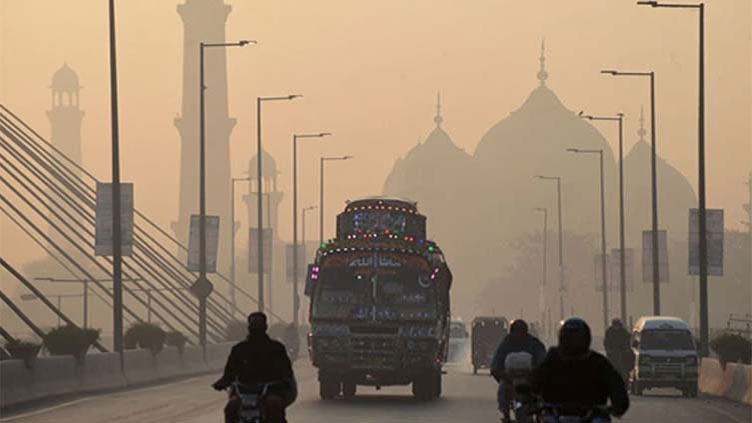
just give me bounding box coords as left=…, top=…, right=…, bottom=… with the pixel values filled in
left=0, top=342, right=240, bottom=410
left=699, top=358, right=752, bottom=406
left=154, top=347, right=183, bottom=379
left=81, top=352, right=126, bottom=392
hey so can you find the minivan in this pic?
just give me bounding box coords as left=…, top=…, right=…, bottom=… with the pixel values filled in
left=630, top=316, right=699, bottom=397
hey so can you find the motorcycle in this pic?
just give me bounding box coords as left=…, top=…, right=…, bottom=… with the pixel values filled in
left=227, top=381, right=286, bottom=423
left=503, top=351, right=537, bottom=423
left=538, top=403, right=611, bottom=423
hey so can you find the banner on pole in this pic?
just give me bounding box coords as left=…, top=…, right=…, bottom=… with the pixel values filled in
left=594, top=253, right=616, bottom=292
left=95, top=182, right=134, bottom=256
left=689, top=208, right=724, bottom=276
left=285, top=244, right=306, bottom=283
left=642, top=230, right=669, bottom=283
left=609, top=248, right=634, bottom=292
left=249, top=228, right=273, bottom=274
left=187, top=215, right=220, bottom=273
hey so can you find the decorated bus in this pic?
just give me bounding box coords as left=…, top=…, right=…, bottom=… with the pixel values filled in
left=307, top=197, right=452, bottom=401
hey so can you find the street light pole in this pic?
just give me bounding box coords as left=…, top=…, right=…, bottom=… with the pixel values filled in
left=231, top=176, right=250, bottom=318
left=199, top=40, right=252, bottom=347
left=601, top=69, right=660, bottom=314
left=256, top=95, right=302, bottom=312
left=535, top=207, right=547, bottom=335
left=107, top=0, right=123, bottom=360
left=638, top=0, right=709, bottom=356
left=293, top=133, right=330, bottom=326
left=567, top=148, right=608, bottom=332
left=580, top=112, right=627, bottom=324
left=320, top=156, right=353, bottom=246
left=301, top=205, right=317, bottom=324
left=535, top=175, right=565, bottom=320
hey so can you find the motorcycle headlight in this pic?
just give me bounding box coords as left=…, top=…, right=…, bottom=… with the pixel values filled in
left=639, top=355, right=651, bottom=365
left=686, top=356, right=698, bottom=366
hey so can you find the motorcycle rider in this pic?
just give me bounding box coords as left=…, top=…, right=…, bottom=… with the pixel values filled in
left=213, top=312, right=297, bottom=423
left=490, top=319, right=546, bottom=423
left=531, top=318, right=629, bottom=422
left=603, top=318, right=633, bottom=383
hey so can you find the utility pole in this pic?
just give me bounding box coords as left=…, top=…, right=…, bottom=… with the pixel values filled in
left=107, top=0, right=124, bottom=360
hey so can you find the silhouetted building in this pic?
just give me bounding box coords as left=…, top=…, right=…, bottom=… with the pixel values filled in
left=383, top=93, right=473, bottom=262
left=623, top=106, right=697, bottom=247
left=47, top=63, right=85, bottom=256
left=173, top=0, right=236, bottom=273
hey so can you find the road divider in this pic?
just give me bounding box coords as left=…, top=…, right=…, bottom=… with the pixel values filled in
left=0, top=342, right=234, bottom=410
left=699, top=358, right=752, bottom=406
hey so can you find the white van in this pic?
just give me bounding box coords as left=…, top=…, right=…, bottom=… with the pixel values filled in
left=630, top=316, right=699, bottom=397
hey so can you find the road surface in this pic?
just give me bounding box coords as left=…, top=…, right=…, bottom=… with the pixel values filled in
left=1, top=361, right=749, bottom=423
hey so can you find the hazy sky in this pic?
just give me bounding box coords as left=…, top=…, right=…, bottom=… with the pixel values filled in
left=1, top=0, right=750, bottom=267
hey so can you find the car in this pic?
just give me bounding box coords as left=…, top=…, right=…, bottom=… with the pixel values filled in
left=630, top=316, right=699, bottom=397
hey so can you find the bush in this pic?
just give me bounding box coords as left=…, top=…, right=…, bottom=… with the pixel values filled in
left=710, top=333, right=752, bottom=366
left=44, top=325, right=100, bottom=359
left=225, top=320, right=247, bottom=342
left=5, top=338, right=42, bottom=365
left=166, top=331, right=187, bottom=353
left=124, top=322, right=166, bottom=354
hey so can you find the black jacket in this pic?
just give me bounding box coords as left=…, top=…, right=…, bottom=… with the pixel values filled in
left=214, top=333, right=296, bottom=402
left=530, top=347, right=629, bottom=417
left=603, top=325, right=631, bottom=352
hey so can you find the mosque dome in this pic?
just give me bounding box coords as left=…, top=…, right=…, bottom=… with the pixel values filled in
left=51, top=63, right=80, bottom=91
left=623, top=107, right=697, bottom=244
left=471, top=41, right=618, bottom=239
left=248, top=148, right=279, bottom=179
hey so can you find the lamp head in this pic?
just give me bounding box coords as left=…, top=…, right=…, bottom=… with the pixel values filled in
left=239, top=40, right=257, bottom=46
left=600, top=69, right=618, bottom=75
left=617, top=112, right=625, bottom=118
left=319, top=132, right=332, bottom=137
left=566, top=148, right=580, bottom=153
left=637, top=1, right=658, bottom=6
left=343, top=155, right=354, bottom=160
left=288, top=94, right=303, bottom=100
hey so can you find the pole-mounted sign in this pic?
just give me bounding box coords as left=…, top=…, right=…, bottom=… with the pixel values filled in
left=689, top=208, right=724, bottom=276
left=188, top=215, right=220, bottom=273
left=642, top=230, right=669, bottom=283
left=95, top=182, right=134, bottom=256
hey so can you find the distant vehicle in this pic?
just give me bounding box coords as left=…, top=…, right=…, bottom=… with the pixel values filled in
left=307, top=197, right=453, bottom=401
left=448, top=318, right=468, bottom=362
left=471, top=316, right=508, bottom=374
left=630, top=316, right=699, bottom=397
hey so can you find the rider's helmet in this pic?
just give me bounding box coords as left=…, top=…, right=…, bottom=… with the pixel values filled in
left=247, top=311, right=268, bottom=334
left=509, top=319, right=529, bottom=336
left=558, top=318, right=591, bottom=358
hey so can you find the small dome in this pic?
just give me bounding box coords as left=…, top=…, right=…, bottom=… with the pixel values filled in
left=248, top=148, right=279, bottom=179
left=51, top=63, right=80, bottom=91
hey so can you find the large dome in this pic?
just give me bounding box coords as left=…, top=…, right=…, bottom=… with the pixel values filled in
left=471, top=62, right=618, bottom=242
left=51, top=63, right=80, bottom=91
left=623, top=110, right=697, bottom=244
left=383, top=95, right=473, bottom=251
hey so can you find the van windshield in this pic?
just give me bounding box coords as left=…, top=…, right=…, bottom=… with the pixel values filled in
left=640, top=329, right=695, bottom=350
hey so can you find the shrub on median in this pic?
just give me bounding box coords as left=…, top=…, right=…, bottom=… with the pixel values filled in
left=166, top=330, right=187, bottom=353
left=124, top=322, right=167, bottom=354
left=710, top=333, right=752, bottom=366
left=44, top=325, right=100, bottom=360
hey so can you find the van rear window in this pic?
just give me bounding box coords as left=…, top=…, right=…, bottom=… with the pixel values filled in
left=640, top=329, right=695, bottom=350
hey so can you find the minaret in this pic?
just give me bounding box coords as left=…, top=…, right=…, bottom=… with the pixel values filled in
left=47, top=63, right=84, bottom=174
left=537, top=39, right=548, bottom=86
left=47, top=64, right=85, bottom=254
left=174, top=0, right=236, bottom=272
